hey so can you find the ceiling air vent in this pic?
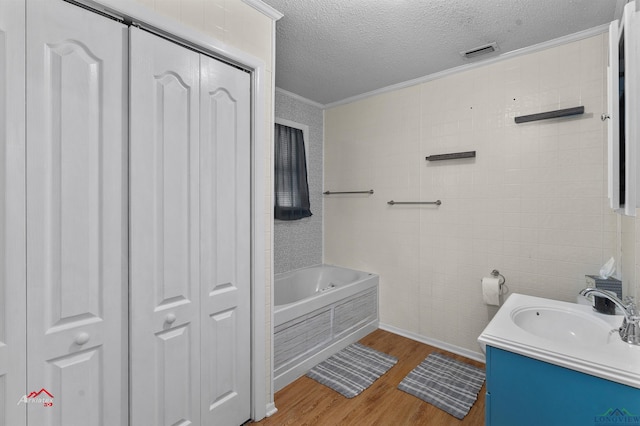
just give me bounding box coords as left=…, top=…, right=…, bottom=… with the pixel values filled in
left=461, top=42, right=498, bottom=59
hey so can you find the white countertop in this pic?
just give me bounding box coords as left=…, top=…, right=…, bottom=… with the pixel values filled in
left=478, top=293, right=640, bottom=389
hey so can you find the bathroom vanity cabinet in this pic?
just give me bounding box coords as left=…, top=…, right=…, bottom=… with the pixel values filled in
left=485, top=346, right=640, bottom=426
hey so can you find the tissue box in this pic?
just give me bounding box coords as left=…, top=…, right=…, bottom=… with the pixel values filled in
left=585, top=275, right=622, bottom=298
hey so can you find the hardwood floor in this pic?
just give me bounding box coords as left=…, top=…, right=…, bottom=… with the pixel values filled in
left=253, top=329, right=486, bottom=426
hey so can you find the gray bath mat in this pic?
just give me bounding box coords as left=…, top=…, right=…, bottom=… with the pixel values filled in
left=398, top=352, right=485, bottom=419
left=306, top=342, right=398, bottom=398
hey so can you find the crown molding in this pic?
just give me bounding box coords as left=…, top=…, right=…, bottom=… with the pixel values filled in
left=275, top=87, right=325, bottom=109
left=241, top=0, right=283, bottom=21
left=324, top=23, right=610, bottom=109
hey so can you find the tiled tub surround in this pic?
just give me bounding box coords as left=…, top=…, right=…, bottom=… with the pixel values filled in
left=273, top=265, right=379, bottom=391
left=274, top=89, right=324, bottom=274
left=324, top=33, right=619, bottom=358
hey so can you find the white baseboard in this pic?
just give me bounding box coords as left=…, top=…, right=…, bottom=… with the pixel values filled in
left=378, top=323, right=486, bottom=363
left=265, top=402, right=278, bottom=418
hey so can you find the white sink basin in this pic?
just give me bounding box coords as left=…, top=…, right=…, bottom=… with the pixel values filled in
left=511, top=306, right=613, bottom=347
left=478, top=293, right=640, bottom=389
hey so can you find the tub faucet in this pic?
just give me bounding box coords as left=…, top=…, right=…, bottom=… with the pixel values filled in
left=579, top=288, right=640, bottom=345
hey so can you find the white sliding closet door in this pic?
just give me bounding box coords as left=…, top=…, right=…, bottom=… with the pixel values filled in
left=26, top=1, right=129, bottom=425
left=199, top=54, right=251, bottom=426
left=0, top=0, right=26, bottom=424
left=129, top=27, right=202, bottom=426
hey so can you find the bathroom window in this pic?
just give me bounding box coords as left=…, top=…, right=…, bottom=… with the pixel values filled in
left=274, top=122, right=312, bottom=220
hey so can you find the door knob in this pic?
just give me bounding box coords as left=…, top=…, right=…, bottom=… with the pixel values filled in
left=74, top=332, right=90, bottom=345
left=165, top=313, right=177, bottom=324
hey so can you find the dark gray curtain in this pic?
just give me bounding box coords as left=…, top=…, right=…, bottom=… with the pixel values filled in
left=274, top=123, right=312, bottom=220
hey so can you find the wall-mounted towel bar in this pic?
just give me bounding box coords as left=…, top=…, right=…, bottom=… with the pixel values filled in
left=323, top=189, right=374, bottom=195
left=426, top=151, right=476, bottom=161
left=514, top=106, right=584, bottom=124
left=387, top=200, right=441, bottom=206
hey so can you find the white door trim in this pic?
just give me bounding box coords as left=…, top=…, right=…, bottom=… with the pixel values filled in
left=67, top=0, right=269, bottom=419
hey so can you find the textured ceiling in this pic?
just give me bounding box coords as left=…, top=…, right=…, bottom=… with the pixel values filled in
left=262, top=0, right=624, bottom=106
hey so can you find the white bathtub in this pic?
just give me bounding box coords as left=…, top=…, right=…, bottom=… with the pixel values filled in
left=273, top=264, right=379, bottom=391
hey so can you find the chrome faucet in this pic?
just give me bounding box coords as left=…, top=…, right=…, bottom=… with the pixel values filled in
left=579, top=288, right=640, bottom=345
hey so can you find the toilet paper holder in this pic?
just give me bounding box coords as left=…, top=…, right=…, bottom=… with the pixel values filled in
left=490, top=269, right=508, bottom=295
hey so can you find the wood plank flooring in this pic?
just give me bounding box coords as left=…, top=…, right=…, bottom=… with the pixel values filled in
left=252, top=329, right=486, bottom=426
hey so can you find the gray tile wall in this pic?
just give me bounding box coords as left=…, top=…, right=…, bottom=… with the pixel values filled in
left=274, top=90, right=324, bottom=273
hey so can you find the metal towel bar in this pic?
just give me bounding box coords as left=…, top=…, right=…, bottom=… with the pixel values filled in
left=387, top=200, right=441, bottom=205
left=323, top=190, right=374, bottom=195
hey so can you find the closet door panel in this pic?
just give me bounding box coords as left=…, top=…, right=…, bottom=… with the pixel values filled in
left=45, top=40, right=102, bottom=329
left=200, top=55, right=251, bottom=426
left=48, top=348, right=102, bottom=424
left=26, top=1, right=128, bottom=425
left=0, top=0, right=25, bottom=424
left=129, top=27, right=201, bottom=426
